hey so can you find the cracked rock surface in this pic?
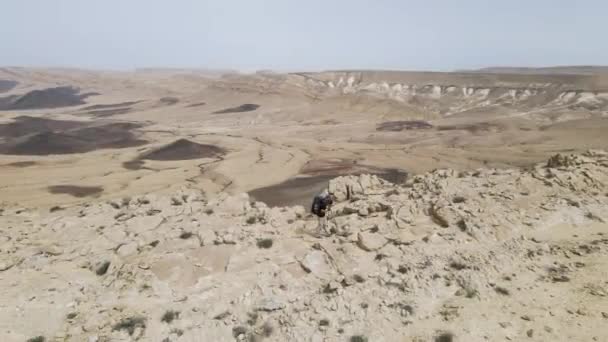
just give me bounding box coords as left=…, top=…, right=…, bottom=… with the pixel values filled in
left=1, top=152, right=608, bottom=341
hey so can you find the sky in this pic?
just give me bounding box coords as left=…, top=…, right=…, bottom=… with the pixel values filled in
left=1, top=0, right=607, bottom=71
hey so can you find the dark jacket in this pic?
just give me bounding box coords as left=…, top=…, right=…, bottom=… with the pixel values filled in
left=311, top=194, right=333, bottom=217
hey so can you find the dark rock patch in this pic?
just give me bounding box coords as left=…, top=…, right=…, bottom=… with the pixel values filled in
left=48, top=185, right=103, bottom=197
left=249, top=165, right=407, bottom=208
left=81, top=101, right=140, bottom=117
left=113, top=316, right=146, bottom=336
left=85, top=108, right=131, bottom=117
left=213, top=103, right=259, bottom=114
left=186, top=102, right=206, bottom=108
left=82, top=101, right=141, bottom=110
left=1, top=131, right=94, bottom=155
left=437, top=122, right=501, bottom=133
left=0, top=80, right=18, bottom=93
left=0, top=86, right=97, bottom=110
left=123, top=159, right=145, bottom=170
left=140, top=139, right=225, bottom=161
left=250, top=174, right=336, bottom=208
left=377, top=168, right=409, bottom=184
left=0, top=95, right=18, bottom=109
left=160, top=97, right=179, bottom=105
left=376, top=120, right=433, bottom=131
left=71, top=123, right=147, bottom=149
left=0, top=116, right=86, bottom=139
left=4, top=161, right=38, bottom=168
left=0, top=121, right=147, bottom=155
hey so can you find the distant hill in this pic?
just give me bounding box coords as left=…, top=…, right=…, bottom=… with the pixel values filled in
left=464, top=66, right=608, bottom=75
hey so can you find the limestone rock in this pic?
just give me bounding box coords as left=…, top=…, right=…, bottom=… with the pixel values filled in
left=387, top=230, right=418, bottom=245
left=357, top=232, right=388, bottom=251
left=2, top=150, right=608, bottom=342
left=38, top=244, right=63, bottom=256
left=300, top=250, right=334, bottom=279
left=215, top=193, right=252, bottom=216
left=255, top=297, right=285, bottom=312
left=329, top=174, right=388, bottom=202
left=116, top=242, right=139, bottom=257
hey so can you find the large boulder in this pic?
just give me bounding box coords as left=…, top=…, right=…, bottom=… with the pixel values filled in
left=357, top=231, right=388, bottom=251
left=329, top=174, right=390, bottom=202
left=300, top=250, right=334, bottom=280
left=212, top=193, right=252, bottom=216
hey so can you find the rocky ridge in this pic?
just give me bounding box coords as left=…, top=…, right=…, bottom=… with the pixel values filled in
left=1, top=151, right=608, bottom=341
left=210, top=71, right=608, bottom=118
left=296, top=71, right=608, bottom=115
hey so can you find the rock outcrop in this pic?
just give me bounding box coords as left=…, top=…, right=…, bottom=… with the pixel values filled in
left=1, top=151, right=608, bottom=341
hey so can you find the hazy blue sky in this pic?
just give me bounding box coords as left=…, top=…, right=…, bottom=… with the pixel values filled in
left=1, top=0, right=606, bottom=71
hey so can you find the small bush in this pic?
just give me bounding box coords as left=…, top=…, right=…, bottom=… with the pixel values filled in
left=66, top=312, right=78, bottom=319
left=246, top=312, right=258, bottom=325
left=170, top=328, right=184, bottom=336
left=319, top=319, right=330, bottom=326
left=27, top=337, right=45, bottom=342
left=375, top=253, right=387, bottom=261
left=397, top=265, right=410, bottom=274
left=353, top=274, right=366, bottom=283
left=204, top=208, right=214, bottom=215
left=161, top=310, right=180, bottom=323
left=261, top=322, right=274, bottom=337
left=232, top=326, right=248, bottom=338
left=113, top=316, right=146, bottom=335
left=456, top=219, right=467, bottom=232
left=350, top=335, right=368, bottom=342
left=402, top=304, right=415, bottom=316
left=213, top=311, right=231, bottom=320
left=179, top=231, right=193, bottom=239
left=256, top=238, right=273, bottom=249
left=449, top=261, right=468, bottom=270
left=246, top=216, right=257, bottom=224
left=452, top=196, right=466, bottom=204
left=435, top=332, right=454, bottom=342
left=465, top=288, right=479, bottom=298
left=495, top=286, right=510, bottom=296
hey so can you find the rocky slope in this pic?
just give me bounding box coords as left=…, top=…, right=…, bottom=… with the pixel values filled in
left=291, top=71, right=608, bottom=117
left=206, top=70, right=608, bottom=121
left=1, top=151, right=608, bottom=342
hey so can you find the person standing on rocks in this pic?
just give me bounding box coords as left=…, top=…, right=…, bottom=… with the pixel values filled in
left=311, top=189, right=334, bottom=236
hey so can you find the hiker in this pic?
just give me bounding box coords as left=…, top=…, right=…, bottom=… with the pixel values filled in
left=311, top=189, right=334, bottom=235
